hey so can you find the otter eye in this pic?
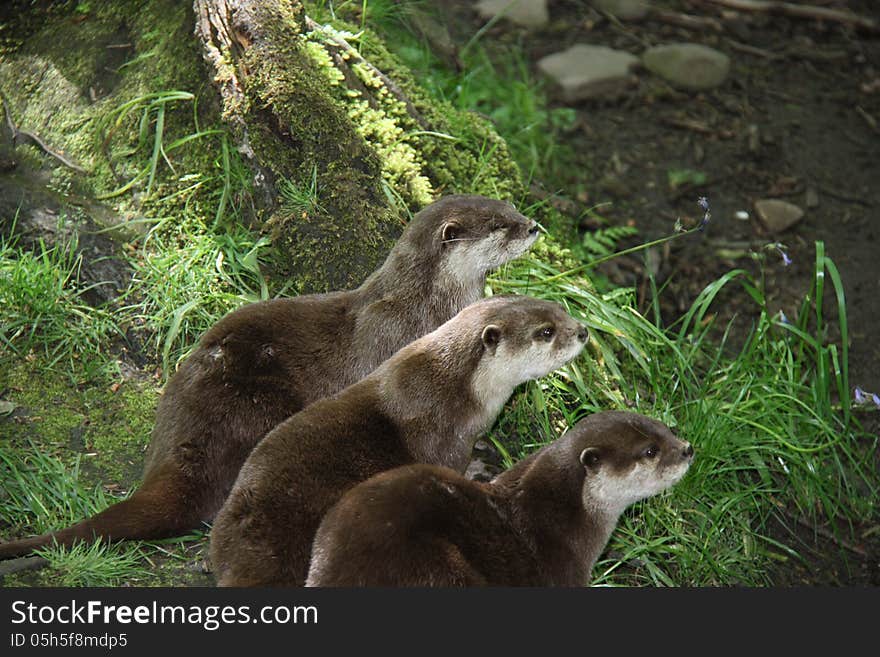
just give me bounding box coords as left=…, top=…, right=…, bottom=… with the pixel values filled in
left=535, top=326, right=555, bottom=341
left=645, top=445, right=659, bottom=459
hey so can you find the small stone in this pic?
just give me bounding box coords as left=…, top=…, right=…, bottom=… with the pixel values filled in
left=591, top=0, right=650, bottom=21
left=474, top=0, right=549, bottom=29
left=805, top=187, right=820, bottom=208
left=754, top=199, right=805, bottom=234
left=642, top=43, right=731, bottom=91
left=537, top=44, right=639, bottom=102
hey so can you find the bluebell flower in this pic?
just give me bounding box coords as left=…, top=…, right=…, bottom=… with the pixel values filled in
left=696, top=197, right=711, bottom=231
left=854, top=387, right=880, bottom=409
left=776, top=246, right=792, bottom=267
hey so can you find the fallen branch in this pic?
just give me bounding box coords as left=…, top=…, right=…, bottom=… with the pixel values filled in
left=697, top=0, right=880, bottom=33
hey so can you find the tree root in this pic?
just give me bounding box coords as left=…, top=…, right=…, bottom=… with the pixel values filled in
left=0, top=92, right=87, bottom=173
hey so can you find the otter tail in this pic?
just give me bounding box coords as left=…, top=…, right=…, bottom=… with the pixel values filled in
left=0, top=471, right=201, bottom=560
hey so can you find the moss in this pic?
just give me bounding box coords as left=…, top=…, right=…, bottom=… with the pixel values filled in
left=0, top=0, right=529, bottom=294
left=208, top=2, right=392, bottom=291
left=0, top=0, right=228, bottom=227
left=233, top=1, right=527, bottom=291
left=1, top=360, right=157, bottom=487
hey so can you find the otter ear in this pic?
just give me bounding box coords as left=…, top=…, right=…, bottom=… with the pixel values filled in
left=481, top=325, right=502, bottom=354
left=579, top=448, right=601, bottom=471
left=441, top=222, right=460, bottom=244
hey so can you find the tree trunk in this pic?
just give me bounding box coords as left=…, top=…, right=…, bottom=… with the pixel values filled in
left=192, top=0, right=403, bottom=291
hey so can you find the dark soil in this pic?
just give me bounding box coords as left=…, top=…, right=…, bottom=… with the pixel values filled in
left=442, top=0, right=879, bottom=584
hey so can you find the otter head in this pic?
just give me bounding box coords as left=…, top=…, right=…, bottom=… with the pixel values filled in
left=569, top=411, right=693, bottom=516
left=404, top=195, right=539, bottom=283
left=469, top=295, right=589, bottom=415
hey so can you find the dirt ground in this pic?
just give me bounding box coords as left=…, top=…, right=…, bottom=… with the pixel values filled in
left=452, top=0, right=880, bottom=390
left=441, top=0, right=879, bottom=583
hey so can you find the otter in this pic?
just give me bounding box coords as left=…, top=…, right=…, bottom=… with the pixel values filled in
left=306, top=411, right=693, bottom=587
left=209, top=295, right=589, bottom=586
left=0, top=195, right=539, bottom=559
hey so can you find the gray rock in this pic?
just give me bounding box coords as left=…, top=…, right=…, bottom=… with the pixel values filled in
left=754, top=199, right=805, bottom=234
left=474, top=0, right=549, bottom=29
left=537, top=44, right=639, bottom=102
left=642, top=43, right=730, bottom=91
left=592, top=0, right=650, bottom=20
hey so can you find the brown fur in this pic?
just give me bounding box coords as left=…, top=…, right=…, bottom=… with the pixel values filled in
left=0, top=195, right=539, bottom=559
left=209, top=295, right=589, bottom=586
left=306, top=411, right=693, bottom=587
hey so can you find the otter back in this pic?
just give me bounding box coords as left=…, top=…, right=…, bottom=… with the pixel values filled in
left=0, top=195, right=539, bottom=560
left=209, top=295, right=589, bottom=586
left=306, top=411, right=693, bottom=587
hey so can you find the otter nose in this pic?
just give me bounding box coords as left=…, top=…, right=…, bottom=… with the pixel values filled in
left=576, top=326, right=589, bottom=343
left=683, top=443, right=694, bottom=458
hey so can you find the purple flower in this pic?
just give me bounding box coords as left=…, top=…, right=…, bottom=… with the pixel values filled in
left=776, top=246, right=792, bottom=267
left=696, top=197, right=711, bottom=231
left=853, top=387, right=880, bottom=408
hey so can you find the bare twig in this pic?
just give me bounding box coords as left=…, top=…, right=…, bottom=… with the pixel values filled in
left=726, top=38, right=782, bottom=60
left=661, top=116, right=716, bottom=135
left=697, top=0, right=880, bottom=33
left=652, top=9, right=723, bottom=32
left=661, top=116, right=734, bottom=139
left=855, top=106, right=878, bottom=133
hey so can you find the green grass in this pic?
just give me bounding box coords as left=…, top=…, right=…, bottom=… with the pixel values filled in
left=125, top=217, right=276, bottom=374
left=32, top=540, right=151, bottom=587
left=487, top=241, right=876, bottom=586
left=0, top=221, right=121, bottom=382
left=0, top=442, right=114, bottom=535
left=0, top=440, right=208, bottom=587
left=351, top=1, right=878, bottom=584
left=0, top=0, right=875, bottom=587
